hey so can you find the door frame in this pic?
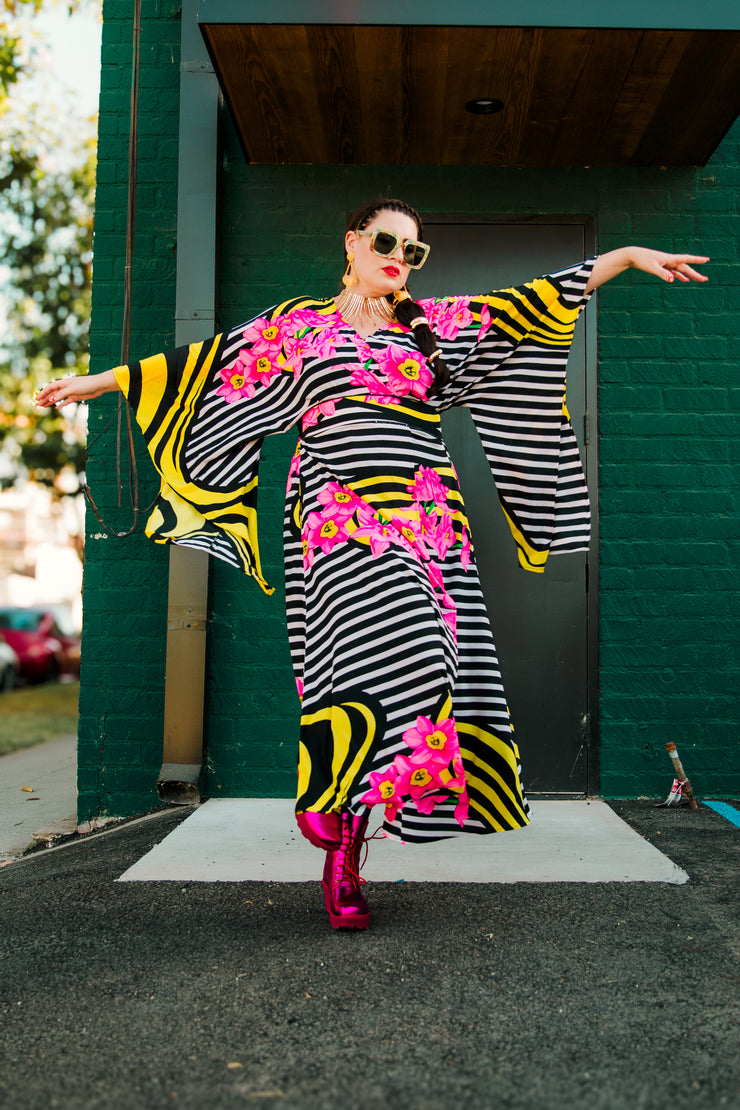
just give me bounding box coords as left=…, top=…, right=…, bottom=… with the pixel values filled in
left=421, top=212, right=600, bottom=796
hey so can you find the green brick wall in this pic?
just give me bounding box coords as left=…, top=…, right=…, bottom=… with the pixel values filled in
left=596, top=157, right=739, bottom=797
left=82, top=3, right=739, bottom=819
left=79, top=0, right=181, bottom=820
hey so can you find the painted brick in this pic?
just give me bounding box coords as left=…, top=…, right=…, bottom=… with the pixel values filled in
left=79, top=0, right=181, bottom=821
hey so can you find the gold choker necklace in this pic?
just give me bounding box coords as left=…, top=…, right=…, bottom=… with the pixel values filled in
left=335, top=289, right=396, bottom=329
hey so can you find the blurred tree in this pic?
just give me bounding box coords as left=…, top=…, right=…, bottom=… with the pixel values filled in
left=0, top=4, right=80, bottom=104
left=0, top=0, right=92, bottom=514
left=0, top=128, right=94, bottom=494
left=0, top=1, right=42, bottom=101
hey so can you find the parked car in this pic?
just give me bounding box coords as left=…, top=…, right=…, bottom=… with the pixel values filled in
left=0, top=607, right=81, bottom=683
left=0, top=639, right=20, bottom=691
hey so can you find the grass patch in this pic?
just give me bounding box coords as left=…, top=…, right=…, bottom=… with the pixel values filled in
left=0, top=681, right=79, bottom=756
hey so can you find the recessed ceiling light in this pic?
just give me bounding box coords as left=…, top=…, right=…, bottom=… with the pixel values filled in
left=465, top=98, right=504, bottom=115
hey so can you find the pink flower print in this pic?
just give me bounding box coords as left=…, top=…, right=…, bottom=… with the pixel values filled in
left=408, top=466, right=448, bottom=507
left=304, top=511, right=349, bottom=555
left=447, top=754, right=467, bottom=792
left=446, top=755, right=470, bottom=827
left=301, top=536, right=315, bottom=571
left=350, top=364, right=387, bottom=395
left=428, top=511, right=456, bottom=561
left=310, top=330, right=342, bottom=362
left=432, top=297, right=474, bottom=340
left=424, top=559, right=459, bottom=641
left=374, top=343, right=433, bottom=400
left=360, top=765, right=404, bottom=821
left=295, top=677, right=304, bottom=699
left=418, top=504, right=446, bottom=554
left=426, top=560, right=445, bottom=593
left=352, top=512, right=399, bottom=558
left=302, top=400, right=336, bottom=430
left=392, top=754, right=445, bottom=803
left=316, top=481, right=357, bottom=522
left=441, top=606, right=457, bottom=642
left=441, top=589, right=456, bottom=612
left=216, top=359, right=257, bottom=403
left=416, top=793, right=449, bottom=816
left=239, top=347, right=282, bottom=388
left=352, top=336, right=375, bottom=364
left=364, top=394, right=402, bottom=407
left=479, top=302, right=493, bottom=337
left=390, top=516, right=430, bottom=560
left=403, top=714, right=459, bottom=767
left=278, top=334, right=306, bottom=378
left=454, top=792, right=470, bottom=827
left=242, top=316, right=286, bottom=352
left=460, top=528, right=471, bottom=571
left=288, top=308, right=338, bottom=333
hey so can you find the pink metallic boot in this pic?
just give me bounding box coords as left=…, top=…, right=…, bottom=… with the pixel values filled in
left=296, top=810, right=343, bottom=850
left=322, top=811, right=370, bottom=930
left=296, top=810, right=370, bottom=930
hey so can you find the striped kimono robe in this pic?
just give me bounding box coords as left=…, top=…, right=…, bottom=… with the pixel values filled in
left=114, top=259, right=594, bottom=842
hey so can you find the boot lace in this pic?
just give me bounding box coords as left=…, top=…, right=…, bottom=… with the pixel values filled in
left=331, top=820, right=384, bottom=889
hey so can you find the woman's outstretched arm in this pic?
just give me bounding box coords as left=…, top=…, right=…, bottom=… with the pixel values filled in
left=585, top=247, right=709, bottom=293
left=34, top=369, right=121, bottom=409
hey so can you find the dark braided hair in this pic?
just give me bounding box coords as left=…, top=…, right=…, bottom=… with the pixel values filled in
left=345, top=198, right=451, bottom=395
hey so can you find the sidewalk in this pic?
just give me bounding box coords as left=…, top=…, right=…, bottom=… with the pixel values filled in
left=0, top=733, right=77, bottom=860
left=0, top=790, right=738, bottom=1110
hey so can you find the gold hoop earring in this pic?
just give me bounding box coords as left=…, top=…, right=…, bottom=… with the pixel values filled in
left=342, top=250, right=358, bottom=288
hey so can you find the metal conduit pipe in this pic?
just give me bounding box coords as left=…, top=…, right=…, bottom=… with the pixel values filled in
left=157, top=0, right=219, bottom=804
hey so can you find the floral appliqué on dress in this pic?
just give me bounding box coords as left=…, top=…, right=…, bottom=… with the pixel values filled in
left=217, top=312, right=344, bottom=403
left=301, top=468, right=472, bottom=646
left=360, top=714, right=470, bottom=827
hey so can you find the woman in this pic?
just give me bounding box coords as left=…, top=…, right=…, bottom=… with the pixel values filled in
left=36, top=198, right=708, bottom=930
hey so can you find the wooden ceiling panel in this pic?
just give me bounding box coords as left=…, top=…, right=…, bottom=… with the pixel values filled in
left=305, top=25, right=365, bottom=163
left=488, top=30, right=548, bottom=166
left=200, top=24, right=740, bottom=167
left=597, top=31, right=692, bottom=164
left=210, top=25, right=328, bottom=163
left=550, top=30, right=644, bottom=166
left=440, top=27, right=503, bottom=164
left=353, top=26, right=405, bottom=163
left=630, top=31, right=739, bottom=164
left=441, top=28, right=544, bottom=166
left=401, top=28, right=450, bottom=164
left=516, top=29, right=596, bottom=165
left=670, top=36, right=740, bottom=165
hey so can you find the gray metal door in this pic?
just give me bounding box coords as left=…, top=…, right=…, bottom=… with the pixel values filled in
left=411, top=220, right=596, bottom=794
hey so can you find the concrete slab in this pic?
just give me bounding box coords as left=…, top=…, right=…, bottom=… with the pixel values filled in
left=0, top=734, right=77, bottom=860
left=117, top=797, right=689, bottom=884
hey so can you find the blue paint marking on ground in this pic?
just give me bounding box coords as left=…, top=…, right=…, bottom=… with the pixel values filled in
left=704, top=801, right=740, bottom=829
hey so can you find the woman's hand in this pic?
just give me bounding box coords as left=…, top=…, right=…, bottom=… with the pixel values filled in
left=34, top=370, right=121, bottom=409
left=586, top=247, right=709, bottom=293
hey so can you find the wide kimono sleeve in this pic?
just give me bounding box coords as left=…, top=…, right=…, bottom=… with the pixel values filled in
left=111, top=301, right=325, bottom=593
left=421, top=259, right=595, bottom=573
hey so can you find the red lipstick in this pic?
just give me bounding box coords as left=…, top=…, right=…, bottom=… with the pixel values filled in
left=383, top=265, right=400, bottom=277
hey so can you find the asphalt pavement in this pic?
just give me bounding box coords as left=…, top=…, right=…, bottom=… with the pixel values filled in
left=1, top=797, right=738, bottom=1110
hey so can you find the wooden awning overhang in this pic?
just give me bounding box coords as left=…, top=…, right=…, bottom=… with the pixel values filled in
left=195, top=1, right=740, bottom=167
